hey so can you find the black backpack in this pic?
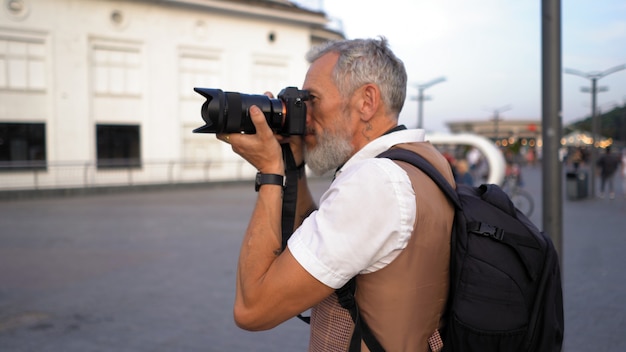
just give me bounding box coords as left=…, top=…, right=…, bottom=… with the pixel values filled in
left=335, top=148, right=564, bottom=352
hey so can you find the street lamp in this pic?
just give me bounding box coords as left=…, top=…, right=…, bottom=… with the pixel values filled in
left=565, top=64, right=626, bottom=198
left=413, top=76, right=446, bottom=129
left=487, top=105, right=512, bottom=144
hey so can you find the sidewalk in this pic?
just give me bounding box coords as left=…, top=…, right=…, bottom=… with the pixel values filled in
left=0, top=167, right=625, bottom=351
left=560, top=176, right=626, bottom=351
left=520, top=165, right=626, bottom=350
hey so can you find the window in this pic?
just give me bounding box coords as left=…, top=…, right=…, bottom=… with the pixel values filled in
left=92, top=40, right=142, bottom=96
left=0, top=122, right=46, bottom=170
left=0, top=34, right=46, bottom=91
left=179, top=50, right=222, bottom=98
left=251, top=57, right=288, bottom=93
left=96, top=124, right=141, bottom=169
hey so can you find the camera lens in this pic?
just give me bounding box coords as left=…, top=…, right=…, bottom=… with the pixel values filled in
left=194, top=88, right=284, bottom=134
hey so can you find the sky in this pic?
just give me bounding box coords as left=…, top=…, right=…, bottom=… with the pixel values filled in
left=309, top=0, right=626, bottom=133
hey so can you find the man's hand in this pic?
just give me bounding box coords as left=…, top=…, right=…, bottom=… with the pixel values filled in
left=217, top=105, right=284, bottom=175
left=276, top=133, right=305, bottom=169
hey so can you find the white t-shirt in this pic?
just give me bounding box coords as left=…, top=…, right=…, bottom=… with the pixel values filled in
left=288, top=129, right=426, bottom=289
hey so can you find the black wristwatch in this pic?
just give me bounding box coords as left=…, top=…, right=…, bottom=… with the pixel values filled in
left=255, top=172, right=286, bottom=192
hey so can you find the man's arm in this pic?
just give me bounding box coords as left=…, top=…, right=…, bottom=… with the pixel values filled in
left=222, top=106, right=331, bottom=331
left=233, top=183, right=331, bottom=330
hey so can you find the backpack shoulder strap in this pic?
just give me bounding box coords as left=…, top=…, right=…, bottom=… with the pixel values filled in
left=378, top=148, right=462, bottom=210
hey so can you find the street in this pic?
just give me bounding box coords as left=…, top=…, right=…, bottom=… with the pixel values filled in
left=1, top=165, right=625, bottom=351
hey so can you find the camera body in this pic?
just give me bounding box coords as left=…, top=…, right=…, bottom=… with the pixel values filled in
left=193, top=87, right=309, bottom=136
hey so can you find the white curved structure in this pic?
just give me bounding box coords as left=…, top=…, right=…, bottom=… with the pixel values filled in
left=426, top=132, right=506, bottom=185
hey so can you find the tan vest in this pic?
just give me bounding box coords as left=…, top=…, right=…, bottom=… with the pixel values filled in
left=308, top=142, right=455, bottom=352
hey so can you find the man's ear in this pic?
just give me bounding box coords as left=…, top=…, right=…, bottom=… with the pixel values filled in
left=357, top=84, right=380, bottom=122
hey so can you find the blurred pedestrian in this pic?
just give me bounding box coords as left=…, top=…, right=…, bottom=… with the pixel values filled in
left=466, top=147, right=484, bottom=183
left=571, top=148, right=583, bottom=171
left=454, top=159, right=474, bottom=186
left=525, top=148, right=536, bottom=166
left=596, top=146, right=621, bottom=199
left=504, top=149, right=523, bottom=187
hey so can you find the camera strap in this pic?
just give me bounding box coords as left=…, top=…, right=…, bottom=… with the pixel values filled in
left=280, top=143, right=298, bottom=250
left=280, top=144, right=312, bottom=325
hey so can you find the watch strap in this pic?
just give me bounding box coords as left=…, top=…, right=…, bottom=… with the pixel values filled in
left=255, top=172, right=285, bottom=192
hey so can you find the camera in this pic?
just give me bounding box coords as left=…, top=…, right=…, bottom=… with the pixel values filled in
left=193, top=87, right=309, bottom=136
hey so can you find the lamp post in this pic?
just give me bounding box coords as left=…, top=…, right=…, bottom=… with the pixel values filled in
left=565, top=64, right=626, bottom=198
left=413, top=76, right=446, bottom=129
left=488, top=105, right=512, bottom=144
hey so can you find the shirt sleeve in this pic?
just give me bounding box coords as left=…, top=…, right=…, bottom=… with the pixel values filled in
left=288, top=158, right=416, bottom=289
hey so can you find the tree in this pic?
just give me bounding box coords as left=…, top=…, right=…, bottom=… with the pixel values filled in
left=566, top=104, right=626, bottom=144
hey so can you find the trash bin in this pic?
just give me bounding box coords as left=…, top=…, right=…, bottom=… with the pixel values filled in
left=566, top=170, right=588, bottom=200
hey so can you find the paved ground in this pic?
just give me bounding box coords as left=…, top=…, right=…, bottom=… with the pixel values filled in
left=0, top=165, right=625, bottom=351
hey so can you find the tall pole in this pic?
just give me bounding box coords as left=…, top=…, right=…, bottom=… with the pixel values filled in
left=591, top=78, right=598, bottom=198
left=488, top=105, right=512, bottom=143
left=414, top=76, right=446, bottom=129
left=564, top=63, right=626, bottom=198
left=542, top=0, right=563, bottom=261
left=417, top=86, right=425, bottom=130
left=494, top=111, right=499, bottom=142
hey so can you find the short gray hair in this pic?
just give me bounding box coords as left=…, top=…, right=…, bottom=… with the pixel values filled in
left=306, top=37, right=407, bottom=118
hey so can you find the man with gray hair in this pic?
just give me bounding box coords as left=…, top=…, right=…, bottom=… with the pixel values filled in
left=219, top=37, right=454, bottom=351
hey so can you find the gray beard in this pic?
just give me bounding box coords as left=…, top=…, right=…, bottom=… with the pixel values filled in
left=305, top=130, right=353, bottom=176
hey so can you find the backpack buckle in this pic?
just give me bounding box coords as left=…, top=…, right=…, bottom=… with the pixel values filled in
left=472, top=223, right=504, bottom=240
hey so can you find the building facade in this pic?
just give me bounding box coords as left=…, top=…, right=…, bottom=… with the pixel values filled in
left=447, top=119, right=542, bottom=150
left=0, top=0, right=341, bottom=190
